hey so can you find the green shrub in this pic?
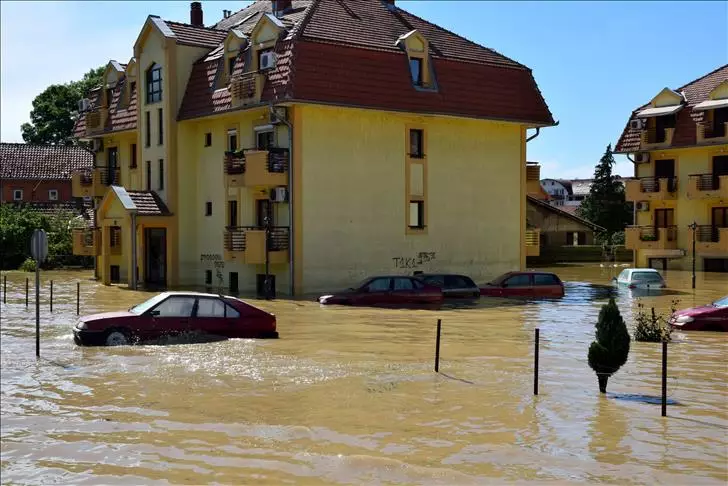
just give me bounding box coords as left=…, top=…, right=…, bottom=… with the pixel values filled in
left=19, top=257, right=37, bottom=272
left=634, top=300, right=676, bottom=343
left=588, top=298, right=631, bottom=393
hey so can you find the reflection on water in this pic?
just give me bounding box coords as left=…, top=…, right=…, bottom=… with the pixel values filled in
left=1, top=265, right=727, bottom=484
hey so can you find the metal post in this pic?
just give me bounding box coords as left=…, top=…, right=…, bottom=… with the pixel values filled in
left=77, top=282, right=80, bottom=315
left=130, top=211, right=138, bottom=290
left=50, top=280, right=53, bottom=312
left=534, top=328, right=540, bottom=395
left=434, top=319, right=442, bottom=372
left=3, top=275, right=6, bottom=304
left=35, top=265, right=40, bottom=358
left=25, top=277, right=29, bottom=308
left=264, top=212, right=271, bottom=300
left=661, top=340, right=667, bottom=417
left=689, top=221, right=697, bottom=290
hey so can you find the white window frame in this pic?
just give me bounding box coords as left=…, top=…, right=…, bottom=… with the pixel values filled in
left=13, top=189, right=23, bottom=201
left=48, top=189, right=58, bottom=201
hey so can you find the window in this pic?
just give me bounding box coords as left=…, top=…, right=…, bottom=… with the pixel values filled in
left=366, top=278, right=391, bottom=292
left=146, top=63, right=162, bottom=104
left=13, top=189, right=23, bottom=201
left=534, top=274, right=560, bottom=286
left=205, top=270, right=212, bottom=285
left=393, top=278, right=415, bottom=290
left=409, top=201, right=424, bottom=228
left=158, top=159, right=164, bottom=190
left=145, top=111, right=150, bottom=147
left=153, top=296, right=196, bottom=317
left=445, top=275, right=475, bottom=289
left=228, top=56, right=236, bottom=77
left=48, top=190, right=58, bottom=201
left=204, top=133, right=212, bottom=147
left=197, top=298, right=240, bottom=318
left=423, top=275, right=445, bottom=287
left=105, top=88, right=113, bottom=107
left=227, top=128, right=238, bottom=152
left=409, top=57, right=423, bottom=86
left=409, top=129, right=424, bottom=158
left=229, top=272, right=239, bottom=293
left=109, top=227, right=122, bottom=248
left=205, top=201, right=212, bottom=216
left=228, top=200, right=238, bottom=228
left=256, top=130, right=274, bottom=150
left=129, top=81, right=136, bottom=104
left=130, top=144, right=137, bottom=169
left=146, top=161, right=151, bottom=191
left=158, top=108, right=163, bottom=145
left=504, top=274, right=531, bottom=287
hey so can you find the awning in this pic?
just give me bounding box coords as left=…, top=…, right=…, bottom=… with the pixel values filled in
left=636, top=105, right=683, bottom=118
left=693, top=99, right=728, bottom=111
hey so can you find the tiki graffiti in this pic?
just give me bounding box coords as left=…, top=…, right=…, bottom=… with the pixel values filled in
left=392, top=252, right=437, bottom=269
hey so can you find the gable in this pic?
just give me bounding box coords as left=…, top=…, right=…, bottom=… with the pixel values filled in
left=396, top=30, right=428, bottom=53
left=251, top=13, right=284, bottom=44
left=710, top=80, right=728, bottom=100
left=651, top=88, right=683, bottom=107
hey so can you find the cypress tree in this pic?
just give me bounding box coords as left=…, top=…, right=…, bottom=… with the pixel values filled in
left=588, top=297, right=631, bottom=393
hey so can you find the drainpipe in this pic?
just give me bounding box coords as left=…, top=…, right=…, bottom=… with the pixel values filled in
left=130, top=210, right=138, bottom=290
left=525, top=121, right=559, bottom=143
left=270, top=104, right=294, bottom=296
left=627, top=153, right=636, bottom=266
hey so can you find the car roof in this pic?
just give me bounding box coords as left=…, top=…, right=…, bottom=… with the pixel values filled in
left=159, top=291, right=233, bottom=298
left=366, top=275, right=420, bottom=279
left=418, top=273, right=472, bottom=278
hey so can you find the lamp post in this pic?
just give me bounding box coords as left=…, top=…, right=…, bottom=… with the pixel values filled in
left=264, top=212, right=272, bottom=300
left=688, top=221, right=697, bottom=290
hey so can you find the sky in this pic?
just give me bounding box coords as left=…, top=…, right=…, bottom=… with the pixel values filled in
left=1, top=1, right=726, bottom=179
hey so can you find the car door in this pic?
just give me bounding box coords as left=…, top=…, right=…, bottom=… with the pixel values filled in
left=445, top=275, right=475, bottom=299
left=391, top=277, right=417, bottom=304
left=147, top=295, right=197, bottom=337
left=358, top=278, right=392, bottom=305
left=533, top=273, right=563, bottom=297
left=502, top=273, right=533, bottom=297
left=194, top=297, right=231, bottom=337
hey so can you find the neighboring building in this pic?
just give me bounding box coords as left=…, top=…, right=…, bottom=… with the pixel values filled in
left=540, top=177, right=627, bottom=215
left=527, top=195, right=602, bottom=248
left=0, top=143, right=93, bottom=204
left=71, top=0, right=554, bottom=293
left=615, top=64, right=728, bottom=272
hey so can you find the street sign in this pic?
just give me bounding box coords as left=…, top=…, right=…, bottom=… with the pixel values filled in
left=31, top=229, right=48, bottom=263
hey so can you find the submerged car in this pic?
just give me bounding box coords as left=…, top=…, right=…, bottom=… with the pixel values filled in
left=480, top=271, right=565, bottom=298
left=414, top=273, right=481, bottom=299
left=614, top=268, right=666, bottom=290
left=73, top=291, right=278, bottom=346
left=318, top=275, right=443, bottom=306
left=669, top=295, right=728, bottom=332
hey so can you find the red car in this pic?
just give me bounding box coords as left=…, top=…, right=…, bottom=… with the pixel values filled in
left=669, top=295, right=728, bottom=332
left=318, top=275, right=444, bottom=307
left=73, top=291, right=278, bottom=346
left=480, top=271, right=565, bottom=298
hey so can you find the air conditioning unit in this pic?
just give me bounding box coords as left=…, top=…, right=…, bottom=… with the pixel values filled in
left=91, top=139, right=104, bottom=153
left=270, top=186, right=288, bottom=202
left=637, top=201, right=650, bottom=212
left=634, top=152, right=650, bottom=164
left=78, top=98, right=91, bottom=112
left=629, top=118, right=646, bottom=130
left=259, top=51, right=277, bottom=71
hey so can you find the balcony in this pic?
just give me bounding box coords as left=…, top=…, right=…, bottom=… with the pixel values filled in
left=229, top=72, right=264, bottom=108
left=224, top=149, right=289, bottom=188
left=697, top=121, right=728, bottom=144
left=72, top=229, right=100, bottom=256
left=84, top=108, right=108, bottom=136
left=693, top=226, right=728, bottom=254
left=525, top=229, right=540, bottom=257
left=625, top=177, right=678, bottom=202
left=625, top=226, right=678, bottom=251
left=223, top=226, right=290, bottom=264
left=72, top=167, right=121, bottom=198
left=686, top=174, right=728, bottom=200
left=640, top=127, right=674, bottom=149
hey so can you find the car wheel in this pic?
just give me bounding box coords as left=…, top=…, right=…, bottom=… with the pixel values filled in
left=105, top=329, right=131, bottom=346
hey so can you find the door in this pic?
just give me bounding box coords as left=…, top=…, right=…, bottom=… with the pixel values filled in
left=228, top=200, right=238, bottom=228
left=712, top=207, right=728, bottom=242
left=391, top=277, right=418, bottom=304
left=713, top=156, right=728, bottom=189
left=194, top=297, right=242, bottom=337
left=444, top=275, right=477, bottom=298
left=532, top=273, right=563, bottom=297
left=654, top=208, right=675, bottom=242
left=654, top=159, right=675, bottom=191
left=148, top=295, right=197, bottom=338
left=256, top=199, right=272, bottom=228
left=501, top=273, right=533, bottom=297
left=144, top=228, right=167, bottom=287
left=654, top=116, right=675, bottom=143
left=107, top=147, right=118, bottom=185
left=714, top=109, right=728, bottom=138
left=357, top=277, right=391, bottom=305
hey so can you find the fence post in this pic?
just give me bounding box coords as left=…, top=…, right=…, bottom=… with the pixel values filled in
left=25, top=278, right=29, bottom=308
left=661, top=340, right=667, bottom=417
left=3, top=275, right=6, bottom=304
left=534, top=328, right=540, bottom=396
left=50, top=280, right=53, bottom=312
left=76, top=282, right=80, bottom=315
left=434, top=319, right=442, bottom=372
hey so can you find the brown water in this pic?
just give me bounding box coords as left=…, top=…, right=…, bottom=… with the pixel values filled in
left=1, top=265, right=727, bottom=485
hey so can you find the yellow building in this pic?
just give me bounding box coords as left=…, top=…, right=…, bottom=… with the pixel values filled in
left=615, top=65, right=728, bottom=272
left=72, top=0, right=555, bottom=294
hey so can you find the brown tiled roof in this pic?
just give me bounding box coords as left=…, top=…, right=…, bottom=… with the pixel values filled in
left=127, top=191, right=171, bottom=216
left=166, top=21, right=227, bottom=48
left=73, top=78, right=137, bottom=137
left=615, top=64, right=728, bottom=153
left=0, top=143, right=93, bottom=180
left=527, top=196, right=604, bottom=232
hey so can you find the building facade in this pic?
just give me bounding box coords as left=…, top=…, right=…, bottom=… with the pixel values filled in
left=71, top=0, right=554, bottom=294
left=615, top=64, right=728, bottom=272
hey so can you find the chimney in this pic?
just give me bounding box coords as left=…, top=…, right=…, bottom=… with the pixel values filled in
left=190, top=2, right=203, bottom=26
left=383, top=0, right=395, bottom=7
left=222, top=9, right=231, bottom=18
left=272, top=0, right=292, bottom=16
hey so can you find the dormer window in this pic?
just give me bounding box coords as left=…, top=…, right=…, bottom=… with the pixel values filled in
left=228, top=56, right=237, bottom=78
left=396, top=30, right=436, bottom=91
left=146, top=63, right=162, bottom=104
left=105, top=88, right=113, bottom=108
left=410, top=58, right=423, bottom=86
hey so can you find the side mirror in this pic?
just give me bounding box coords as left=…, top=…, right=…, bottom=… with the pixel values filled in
left=501, top=282, right=508, bottom=288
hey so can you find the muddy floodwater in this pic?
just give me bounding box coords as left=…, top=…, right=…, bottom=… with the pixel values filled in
left=1, top=265, right=727, bottom=484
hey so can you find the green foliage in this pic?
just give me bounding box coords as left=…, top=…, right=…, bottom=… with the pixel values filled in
left=21, top=66, right=104, bottom=146
left=634, top=300, right=676, bottom=343
left=578, top=145, right=633, bottom=244
left=19, top=258, right=37, bottom=272
left=588, top=297, right=631, bottom=393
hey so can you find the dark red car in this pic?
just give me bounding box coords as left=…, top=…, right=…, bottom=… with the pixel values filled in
left=73, top=291, right=278, bottom=346
left=318, top=275, right=444, bottom=307
left=480, top=271, right=565, bottom=298
left=669, top=295, right=728, bottom=332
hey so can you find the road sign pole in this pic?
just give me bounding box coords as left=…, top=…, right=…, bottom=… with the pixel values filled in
left=35, top=263, right=40, bottom=358
left=31, top=229, right=48, bottom=359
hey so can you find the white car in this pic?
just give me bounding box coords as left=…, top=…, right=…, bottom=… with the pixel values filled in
left=614, top=268, right=666, bottom=290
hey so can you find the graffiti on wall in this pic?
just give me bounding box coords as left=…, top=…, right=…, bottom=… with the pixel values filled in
left=392, top=251, right=437, bottom=269
left=200, top=254, right=225, bottom=288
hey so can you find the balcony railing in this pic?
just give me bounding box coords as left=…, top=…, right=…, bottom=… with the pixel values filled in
left=639, top=176, right=677, bottom=193
left=224, top=149, right=289, bottom=187
left=696, top=225, right=720, bottom=243
left=224, top=153, right=245, bottom=175
left=224, top=226, right=290, bottom=264
left=641, top=127, right=674, bottom=147
left=698, top=121, right=728, bottom=141
left=625, top=225, right=678, bottom=251
left=687, top=174, right=728, bottom=200
left=625, top=176, right=678, bottom=201
left=229, top=72, right=264, bottom=107
left=85, top=108, right=108, bottom=136
left=693, top=226, right=728, bottom=253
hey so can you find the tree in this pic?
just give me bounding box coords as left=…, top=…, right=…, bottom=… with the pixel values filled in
left=588, top=298, right=631, bottom=393
left=578, top=145, right=632, bottom=244
left=21, top=66, right=104, bottom=146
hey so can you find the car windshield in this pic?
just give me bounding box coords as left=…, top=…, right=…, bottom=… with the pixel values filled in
left=713, top=296, right=728, bottom=308
left=631, top=272, right=663, bottom=283
left=129, top=293, right=169, bottom=315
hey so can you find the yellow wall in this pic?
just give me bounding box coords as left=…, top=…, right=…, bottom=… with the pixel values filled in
left=298, top=104, right=523, bottom=292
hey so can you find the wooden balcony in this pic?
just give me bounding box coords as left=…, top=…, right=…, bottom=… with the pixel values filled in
left=640, top=127, right=674, bottom=149
left=686, top=174, right=728, bottom=200
left=625, top=226, right=678, bottom=251
left=625, top=177, right=678, bottom=202
left=223, top=226, right=290, bottom=264
left=697, top=121, right=728, bottom=144
left=84, top=108, right=108, bottom=136
left=224, top=149, right=289, bottom=188
left=525, top=229, right=540, bottom=257
left=72, top=229, right=100, bottom=256
left=229, top=72, right=264, bottom=108
left=72, top=167, right=121, bottom=198
left=693, top=226, right=728, bottom=255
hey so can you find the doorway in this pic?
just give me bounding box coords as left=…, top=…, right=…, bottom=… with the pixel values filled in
left=107, top=147, right=118, bottom=185
left=654, top=208, right=675, bottom=241
left=144, top=228, right=167, bottom=287
left=654, top=159, right=675, bottom=192
left=256, top=199, right=273, bottom=228
left=648, top=258, right=667, bottom=271
left=713, top=156, right=728, bottom=188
